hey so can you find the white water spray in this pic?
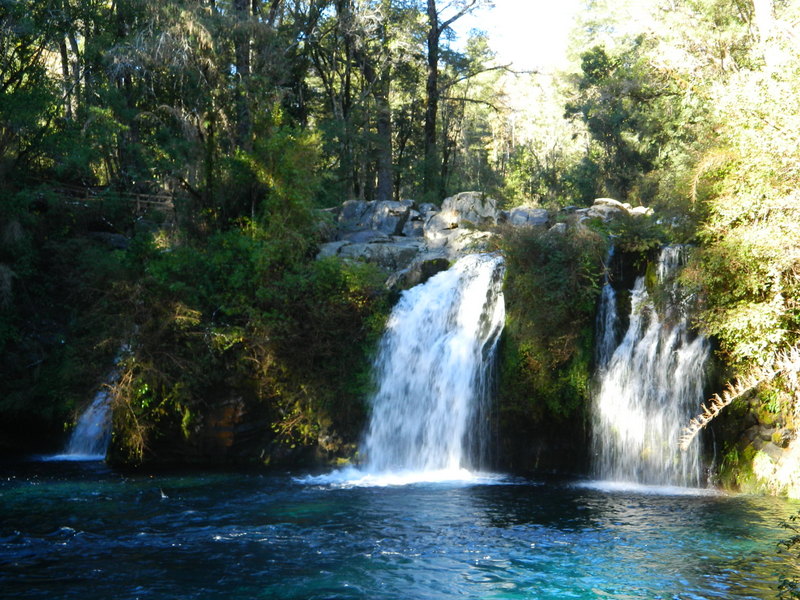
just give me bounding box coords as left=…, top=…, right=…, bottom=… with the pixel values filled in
left=63, top=387, right=113, bottom=459
left=593, top=246, right=710, bottom=486
left=305, top=254, right=505, bottom=486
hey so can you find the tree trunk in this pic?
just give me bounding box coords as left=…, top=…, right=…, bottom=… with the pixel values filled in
left=424, top=0, right=440, bottom=201
left=234, top=0, right=252, bottom=150
left=59, top=38, right=73, bottom=120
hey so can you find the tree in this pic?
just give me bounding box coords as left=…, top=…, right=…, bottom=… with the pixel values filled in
left=423, top=0, right=490, bottom=200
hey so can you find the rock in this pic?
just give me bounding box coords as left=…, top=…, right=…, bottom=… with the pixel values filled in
left=629, top=206, right=654, bottom=217
left=585, top=204, right=626, bottom=221
left=423, top=212, right=458, bottom=245
left=760, top=427, right=778, bottom=442
left=339, top=230, right=391, bottom=243
left=401, top=209, right=425, bottom=237
left=773, top=428, right=793, bottom=448
left=418, top=202, right=438, bottom=216
left=500, top=206, right=550, bottom=227
left=438, top=191, right=498, bottom=229
left=760, top=442, right=785, bottom=463
left=337, top=237, right=425, bottom=271
left=594, top=198, right=629, bottom=210
left=549, top=222, right=567, bottom=235
left=386, top=254, right=451, bottom=289
left=337, top=199, right=413, bottom=235
left=446, top=230, right=495, bottom=256
left=316, top=241, right=352, bottom=260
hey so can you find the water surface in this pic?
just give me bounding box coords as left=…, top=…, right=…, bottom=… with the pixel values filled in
left=1, top=461, right=797, bottom=599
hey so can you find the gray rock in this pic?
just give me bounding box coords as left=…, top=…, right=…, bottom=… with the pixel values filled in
left=337, top=238, right=425, bottom=271
left=501, top=206, right=550, bottom=227
left=402, top=220, right=425, bottom=237
left=339, top=230, right=391, bottom=243
left=594, top=197, right=630, bottom=210
left=549, top=222, right=568, bottom=235
left=316, top=240, right=351, bottom=260
left=438, top=191, right=498, bottom=228
left=337, top=199, right=413, bottom=235
left=423, top=212, right=459, bottom=245
left=585, top=204, right=626, bottom=221
left=386, top=254, right=451, bottom=289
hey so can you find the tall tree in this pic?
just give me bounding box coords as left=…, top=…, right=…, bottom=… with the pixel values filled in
left=423, top=0, right=490, bottom=200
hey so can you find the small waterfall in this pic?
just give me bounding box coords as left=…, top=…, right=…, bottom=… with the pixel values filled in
left=62, top=387, right=113, bottom=459
left=592, top=246, right=710, bottom=487
left=360, top=253, right=505, bottom=478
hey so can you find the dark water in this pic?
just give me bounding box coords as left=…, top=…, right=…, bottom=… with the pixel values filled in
left=1, top=461, right=798, bottom=599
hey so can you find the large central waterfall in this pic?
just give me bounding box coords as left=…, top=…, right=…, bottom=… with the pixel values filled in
left=362, top=254, right=505, bottom=477
left=593, top=246, right=710, bottom=487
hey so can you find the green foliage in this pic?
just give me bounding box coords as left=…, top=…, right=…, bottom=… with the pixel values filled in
left=678, top=54, right=800, bottom=369
left=498, top=225, right=607, bottom=428
left=108, top=222, right=391, bottom=464
left=565, top=38, right=705, bottom=203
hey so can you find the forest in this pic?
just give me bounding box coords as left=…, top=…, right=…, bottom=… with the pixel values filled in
left=1, top=0, right=799, bottom=492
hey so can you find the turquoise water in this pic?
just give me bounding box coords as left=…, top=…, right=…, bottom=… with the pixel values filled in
left=1, top=460, right=798, bottom=599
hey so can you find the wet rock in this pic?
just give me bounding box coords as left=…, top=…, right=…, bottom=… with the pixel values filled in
left=386, top=254, right=451, bottom=289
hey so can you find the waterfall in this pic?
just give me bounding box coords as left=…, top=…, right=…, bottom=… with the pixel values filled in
left=592, top=246, right=710, bottom=487
left=62, top=387, right=113, bottom=459
left=361, top=253, right=505, bottom=476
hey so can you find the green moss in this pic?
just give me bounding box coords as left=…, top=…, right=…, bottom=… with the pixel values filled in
left=497, top=225, right=607, bottom=453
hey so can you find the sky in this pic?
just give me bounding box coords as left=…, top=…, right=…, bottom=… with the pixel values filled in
left=454, top=0, right=584, bottom=72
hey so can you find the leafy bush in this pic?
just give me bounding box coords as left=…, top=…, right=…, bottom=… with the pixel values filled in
left=109, top=225, right=391, bottom=465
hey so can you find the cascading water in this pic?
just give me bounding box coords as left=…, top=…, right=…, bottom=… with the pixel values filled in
left=62, top=387, right=113, bottom=459
left=592, top=245, right=710, bottom=487
left=361, top=253, right=505, bottom=478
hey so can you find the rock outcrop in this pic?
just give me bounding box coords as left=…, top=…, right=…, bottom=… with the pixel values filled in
left=317, top=193, right=653, bottom=289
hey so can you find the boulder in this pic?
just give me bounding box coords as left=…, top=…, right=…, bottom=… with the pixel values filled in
left=500, top=206, right=550, bottom=227
left=585, top=203, right=626, bottom=221
left=337, top=199, right=413, bottom=236
left=594, top=197, right=631, bottom=210
left=549, top=222, right=568, bottom=235
left=339, top=230, right=391, bottom=243
left=316, top=240, right=351, bottom=260
left=438, top=191, right=498, bottom=229
left=629, top=206, right=654, bottom=217
left=336, top=237, right=425, bottom=271
left=386, top=254, right=451, bottom=289
left=423, top=211, right=459, bottom=245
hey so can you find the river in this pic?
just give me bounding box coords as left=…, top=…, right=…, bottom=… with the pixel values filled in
left=1, top=460, right=797, bottom=599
